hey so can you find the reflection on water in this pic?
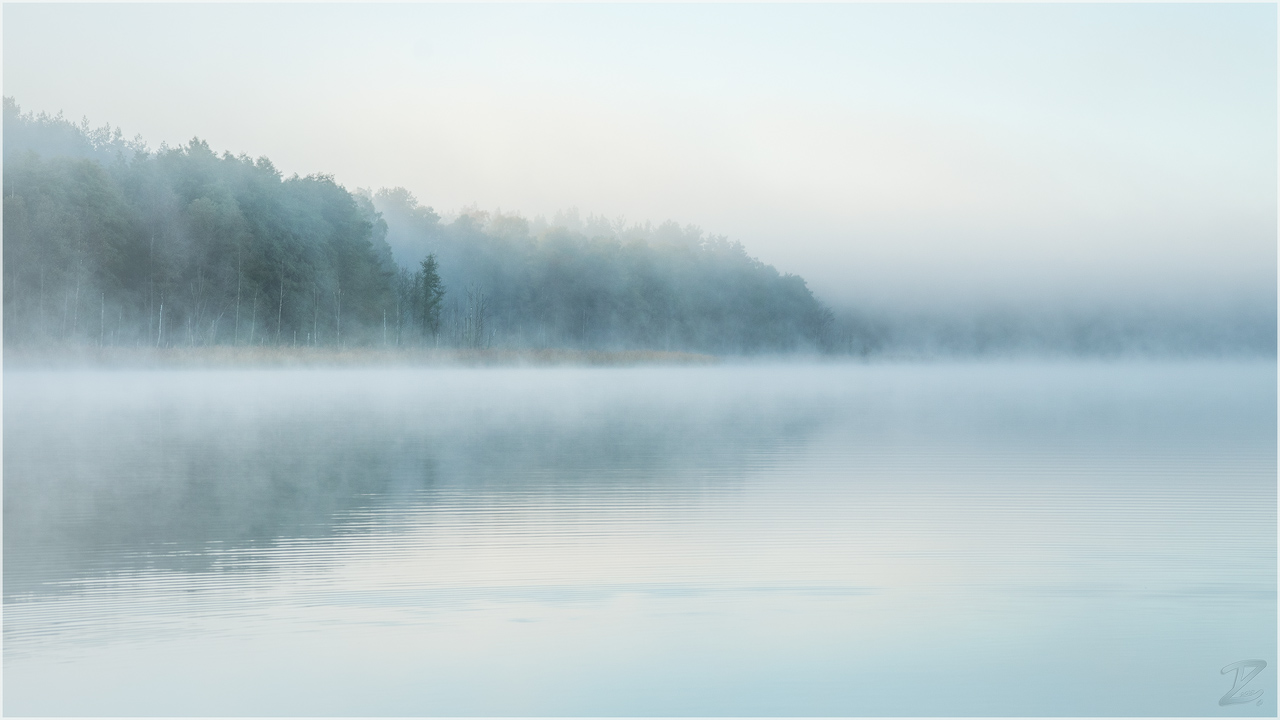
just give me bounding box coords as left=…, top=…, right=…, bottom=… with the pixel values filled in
left=4, top=362, right=1275, bottom=716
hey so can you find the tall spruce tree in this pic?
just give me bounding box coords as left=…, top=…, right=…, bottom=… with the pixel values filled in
left=418, top=254, right=445, bottom=341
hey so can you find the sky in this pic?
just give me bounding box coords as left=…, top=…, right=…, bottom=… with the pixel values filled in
left=3, top=3, right=1276, bottom=310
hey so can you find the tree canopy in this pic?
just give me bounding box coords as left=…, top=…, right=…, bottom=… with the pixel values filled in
left=3, top=97, right=833, bottom=353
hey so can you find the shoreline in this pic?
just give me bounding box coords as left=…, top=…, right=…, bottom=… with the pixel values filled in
left=2, top=346, right=721, bottom=369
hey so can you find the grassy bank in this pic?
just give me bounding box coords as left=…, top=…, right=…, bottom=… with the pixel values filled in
left=3, top=345, right=721, bottom=369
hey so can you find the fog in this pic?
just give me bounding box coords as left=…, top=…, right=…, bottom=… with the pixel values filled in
left=6, top=7, right=1277, bottom=714
left=3, top=3, right=1275, bottom=356
left=7, top=363, right=1274, bottom=715
left=9, top=362, right=1271, bottom=602
left=4, top=367, right=823, bottom=596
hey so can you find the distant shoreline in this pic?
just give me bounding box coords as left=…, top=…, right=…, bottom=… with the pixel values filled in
left=2, top=346, right=721, bottom=369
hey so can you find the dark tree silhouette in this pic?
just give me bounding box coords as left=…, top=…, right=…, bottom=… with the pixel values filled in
left=416, top=254, right=445, bottom=341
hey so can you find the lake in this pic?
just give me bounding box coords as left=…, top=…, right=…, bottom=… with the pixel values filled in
left=4, top=361, right=1275, bottom=716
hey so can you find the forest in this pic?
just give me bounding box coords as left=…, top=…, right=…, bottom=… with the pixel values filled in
left=2, top=98, right=834, bottom=354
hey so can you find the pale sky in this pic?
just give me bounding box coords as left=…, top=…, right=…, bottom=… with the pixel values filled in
left=4, top=3, right=1275, bottom=309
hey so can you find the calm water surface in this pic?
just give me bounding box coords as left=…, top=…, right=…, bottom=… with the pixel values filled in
left=4, top=361, right=1275, bottom=715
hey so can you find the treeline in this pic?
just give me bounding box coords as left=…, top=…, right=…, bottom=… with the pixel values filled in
left=3, top=98, right=833, bottom=354
left=375, top=190, right=833, bottom=352
left=4, top=98, right=397, bottom=349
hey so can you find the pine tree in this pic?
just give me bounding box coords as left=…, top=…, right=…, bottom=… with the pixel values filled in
left=418, top=254, right=445, bottom=342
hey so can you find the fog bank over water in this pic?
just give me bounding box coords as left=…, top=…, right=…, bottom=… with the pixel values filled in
left=6, top=363, right=1275, bottom=715
left=827, top=296, right=1276, bottom=359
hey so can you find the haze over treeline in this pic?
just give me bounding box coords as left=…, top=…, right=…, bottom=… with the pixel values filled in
left=3, top=98, right=832, bottom=354
left=3, top=98, right=1274, bottom=358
